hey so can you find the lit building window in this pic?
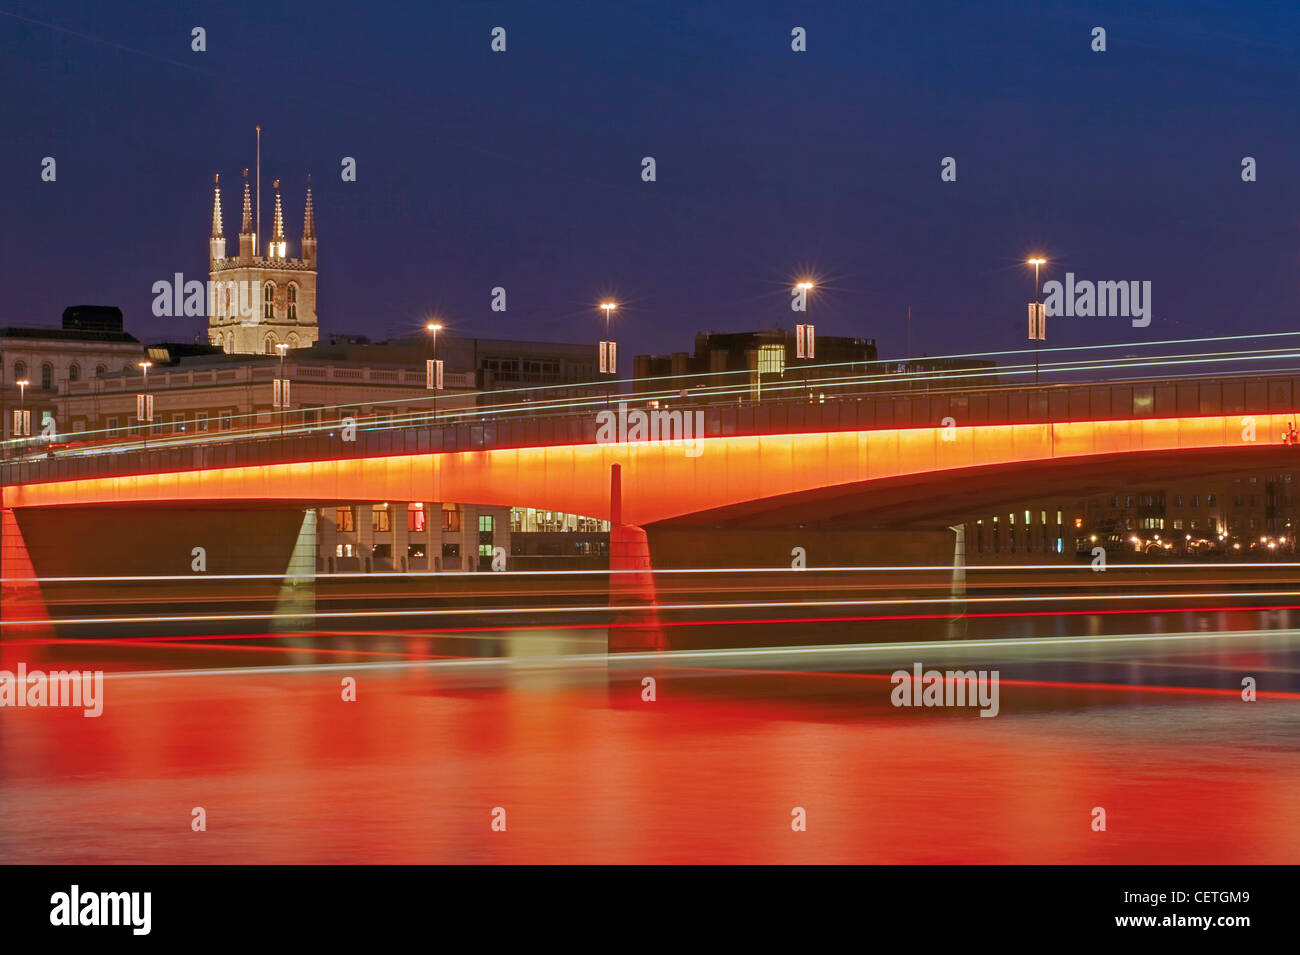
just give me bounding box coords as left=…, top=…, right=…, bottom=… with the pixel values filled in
left=263, top=282, right=274, bottom=319
left=287, top=283, right=298, bottom=320
left=408, top=503, right=426, bottom=532
left=757, top=343, right=784, bottom=376
left=336, top=507, right=355, bottom=532
left=372, top=503, right=391, bottom=532
left=441, top=503, right=460, bottom=532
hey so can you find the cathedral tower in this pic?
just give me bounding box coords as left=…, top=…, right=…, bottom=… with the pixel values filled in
left=207, top=155, right=318, bottom=355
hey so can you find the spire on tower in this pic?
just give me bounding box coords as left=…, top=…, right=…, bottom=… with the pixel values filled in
left=210, top=173, right=224, bottom=238
left=238, top=168, right=255, bottom=259
left=209, top=173, right=227, bottom=266
left=301, top=173, right=318, bottom=268
left=269, top=178, right=286, bottom=259
left=240, top=169, right=253, bottom=234
left=302, top=174, right=316, bottom=240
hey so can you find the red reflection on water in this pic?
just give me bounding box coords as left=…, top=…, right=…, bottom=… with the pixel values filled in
left=1, top=663, right=1297, bottom=864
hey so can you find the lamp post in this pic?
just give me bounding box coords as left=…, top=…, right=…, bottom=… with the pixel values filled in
left=15, top=378, right=28, bottom=455
left=599, top=302, right=617, bottom=408
left=795, top=280, right=814, bottom=401
left=137, top=360, right=153, bottom=448
left=1026, top=257, right=1046, bottom=384
left=275, top=342, right=289, bottom=437
left=426, top=321, right=443, bottom=426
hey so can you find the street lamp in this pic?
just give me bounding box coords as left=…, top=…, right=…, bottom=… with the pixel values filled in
left=795, top=281, right=814, bottom=400
left=137, top=360, right=153, bottom=447
left=598, top=303, right=617, bottom=408
left=14, top=378, right=28, bottom=449
left=426, top=321, right=443, bottom=426
left=275, top=342, right=289, bottom=437
left=1026, top=257, right=1047, bottom=384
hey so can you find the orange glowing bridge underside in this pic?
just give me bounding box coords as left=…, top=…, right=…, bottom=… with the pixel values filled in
left=1, top=414, right=1292, bottom=525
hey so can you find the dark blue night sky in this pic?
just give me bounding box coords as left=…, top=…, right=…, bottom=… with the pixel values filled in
left=3, top=0, right=1298, bottom=365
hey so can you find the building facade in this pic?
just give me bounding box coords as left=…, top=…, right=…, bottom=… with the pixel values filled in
left=319, top=502, right=608, bottom=573
left=2, top=307, right=144, bottom=440
left=960, top=470, right=1299, bottom=562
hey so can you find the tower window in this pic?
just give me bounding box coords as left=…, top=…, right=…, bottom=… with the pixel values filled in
left=287, top=283, right=298, bottom=320
left=263, top=282, right=274, bottom=319
left=265, top=334, right=278, bottom=355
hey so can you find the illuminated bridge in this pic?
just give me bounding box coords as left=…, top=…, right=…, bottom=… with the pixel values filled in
left=5, top=362, right=1300, bottom=648
left=4, top=370, right=1300, bottom=521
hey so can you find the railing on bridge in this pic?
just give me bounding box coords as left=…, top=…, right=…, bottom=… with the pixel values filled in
left=4, top=372, right=1300, bottom=488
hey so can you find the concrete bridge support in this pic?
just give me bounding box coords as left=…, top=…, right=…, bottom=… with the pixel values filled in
left=947, top=523, right=967, bottom=640
left=273, top=509, right=318, bottom=632
left=607, top=464, right=664, bottom=652
left=0, top=507, right=54, bottom=641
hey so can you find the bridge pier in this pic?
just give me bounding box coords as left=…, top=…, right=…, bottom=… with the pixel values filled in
left=272, top=509, right=317, bottom=632
left=947, top=523, right=967, bottom=640
left=0, top=506, right=54, bottom=642
left=607, top=464, right=664, bottom=652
